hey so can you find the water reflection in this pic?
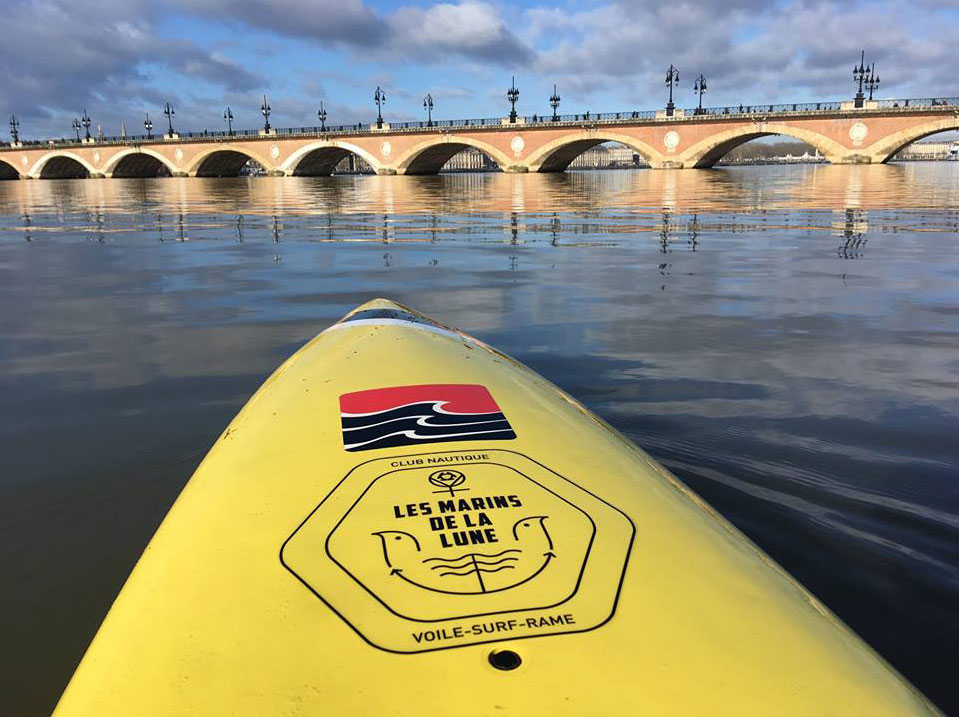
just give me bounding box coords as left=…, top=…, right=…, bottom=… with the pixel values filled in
left=1, top=165, right=956, bottom=251
left=0, top=164, right=958, bottom=715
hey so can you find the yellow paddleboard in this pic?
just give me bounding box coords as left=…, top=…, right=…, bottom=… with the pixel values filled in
left=55, top=299, right=937, bottom=715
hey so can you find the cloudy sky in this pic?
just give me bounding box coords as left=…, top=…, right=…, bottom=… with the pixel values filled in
left=2, top=0, right=958, bottom=139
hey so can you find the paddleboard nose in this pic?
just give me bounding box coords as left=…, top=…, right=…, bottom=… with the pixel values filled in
left=348, top=297, right=407, bottom=314
left=333, top=298, right=453, bottom=333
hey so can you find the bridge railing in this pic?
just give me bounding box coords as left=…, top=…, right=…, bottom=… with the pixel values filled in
left=695, top=101, right=844, bottom=116
left=389, top=118, right=504, bottom=130
left=876, top=97, right=959, bottom=109
left=4, top=97, right=958, bottom=148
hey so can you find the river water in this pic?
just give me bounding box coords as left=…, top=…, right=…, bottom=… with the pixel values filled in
left=1, top=164, right=957, bottom=714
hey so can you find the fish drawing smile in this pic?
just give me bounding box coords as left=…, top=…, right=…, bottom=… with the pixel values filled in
left=372, top=516, right=555, bottom=594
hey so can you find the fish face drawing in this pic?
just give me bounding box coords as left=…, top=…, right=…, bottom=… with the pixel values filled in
left=372, top=515, right=555, bottom=595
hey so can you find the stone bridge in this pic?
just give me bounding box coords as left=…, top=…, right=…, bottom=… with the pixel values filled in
left=1, top=99, right=957, bottom=179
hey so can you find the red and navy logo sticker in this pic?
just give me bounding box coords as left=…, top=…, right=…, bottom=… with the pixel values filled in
left=340, top=384, right=516, bottom=452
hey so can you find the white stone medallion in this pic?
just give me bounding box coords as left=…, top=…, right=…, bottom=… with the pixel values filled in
left=381, top=141, right=392, bottom=157
left=93, top=150, right=100, bottom=165
left=21, top=155, right=28, bottom=167
left=270, top=144, right=281, bottom=160
left=510, top=135, right=525, bottom=156
left=849, top=122, right=868, bottom=146
left=663, top=130, right=680, bottom=152
left=175, top=148, right=184, bottom=162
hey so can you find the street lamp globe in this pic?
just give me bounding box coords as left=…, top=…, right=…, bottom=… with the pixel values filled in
left=507, top=76, right=520, bottom=123
left=317, top=102, right=327, bottom=131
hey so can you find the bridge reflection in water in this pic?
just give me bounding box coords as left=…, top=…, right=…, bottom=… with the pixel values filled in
left=2, top=164, right=957, bottom=248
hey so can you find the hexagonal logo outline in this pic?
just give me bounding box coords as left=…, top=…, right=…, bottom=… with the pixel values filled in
left=280, top=449, right=635, bottom=654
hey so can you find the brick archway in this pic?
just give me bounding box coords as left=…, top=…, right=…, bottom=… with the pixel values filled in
left=867, top=117, right=959, bottom=163
left=525, top=131, right=661, bottom=172
left=393, top=136, right=512, bottom=175
left=30, top=151, right=97, bottom=179
left=186, top=146, right=274, bottom=177
left=283, top=141, right=382, bottom=176
left=0, top=158, right=18, bottom=179
left=103, top=147, right=177, bottom=178
left=678, top=123, right=849, bottom=168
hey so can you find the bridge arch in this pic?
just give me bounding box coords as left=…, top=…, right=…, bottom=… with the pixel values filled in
left=187, top=145, right=273, bottom=177
left=524, top=131, right=659, bottom=172
left=0, top=158, right=18, bottom=179
left=867, top=116, right=959, bottom=163
left=30, top=152, right=95, bottom=179
left=103, top=147, right=176, bottom=178
left=282, top=141, right=382, bottom=176
left=679, top=123, right=847, bottom=168
left=393, top=136, right=511, bottom=175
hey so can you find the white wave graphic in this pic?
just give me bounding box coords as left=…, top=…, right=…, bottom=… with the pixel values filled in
left=342, top=414, right=506, bottom=433
left=344, top=426, right=516, bottom=451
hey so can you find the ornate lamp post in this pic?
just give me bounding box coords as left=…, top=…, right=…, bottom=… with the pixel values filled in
left=423, top=93, right=434, bottom=127
left=317, top=101, right=327, bottom=131
left=163, top=102, right=175, bottom=137
left=865, top=62, right=880, bottom=101
left=506, top=76, right=520, bottom=123
left=853, top=50, right=868, bottom=108
left=665, top=64, right=679, bottom=116
left=693, top=74, right=707, bottom=115
left=9, top=114, right=20, bottom=144
left=260, top=95, right=271, bottom=132
left=549, top=84, right=560, bottom=121
left=81, top=109, right=92, bottom=140
left=72, top=118, right=82, bottom=142
left=374, top=86, right=386, bottom=128
left=224, top=107, right=234, bottom=136
left=144, top=113, right=153, bottom=139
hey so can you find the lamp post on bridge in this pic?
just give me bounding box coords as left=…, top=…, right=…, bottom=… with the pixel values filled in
left=423, top=93, right=434, bottom=127
left=317, top=102, right=327, bottom=131
left=549, top=84, right=561, bottom=121
left=81, top=109, right=91, bottom=141
left=374, top=86, right=386, bottom=129
left=260, top=95, right=271, bottom=132
left=853, top=50, right=868, bottom=108
left=224, top=107, right=234, bottom=136
left=9, top=114, right=19, bottom=145
left=163, top=103, right=175, bottom=137
left=865, top=63, right=880, bottom=101
left=72, top=118, right=82, bottom=142
left=665, top=64, right=679, bottom=116
left=144, top=113, right=153, bottom=140
left=506, top=76, right=520, bottom=123
left=693, top=74, right=707, bottom=115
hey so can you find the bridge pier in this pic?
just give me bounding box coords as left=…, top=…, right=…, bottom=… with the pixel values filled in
left=832, top=154, right=876, bottom=164
left=376, top=168, right=398, bottom=175
left=651, top=161, right=687, bottom=170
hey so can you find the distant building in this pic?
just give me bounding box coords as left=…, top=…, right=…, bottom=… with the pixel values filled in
left=442, top=148, right=500, bottom=172
left=334, top=155, right=374, bottom=173
left=894, top=140, right=959, bottom=161
left=569, top=144, right=646, bottom=169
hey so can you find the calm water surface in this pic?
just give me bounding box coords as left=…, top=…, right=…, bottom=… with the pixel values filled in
left=1, top=165, right=957, bottom=714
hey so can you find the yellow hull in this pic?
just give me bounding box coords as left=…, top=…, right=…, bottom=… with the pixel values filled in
left=55, top=299, right=936, bottom=715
